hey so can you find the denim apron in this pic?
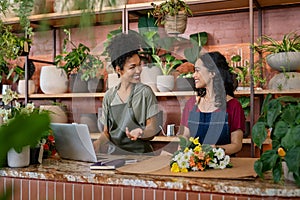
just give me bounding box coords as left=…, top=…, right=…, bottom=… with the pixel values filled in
left=107, top=84, right=153, bottom=154
left=188, top=105, right=230, bottom=145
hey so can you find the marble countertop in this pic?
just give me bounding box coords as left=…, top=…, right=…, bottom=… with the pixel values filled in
left=0, top=157, right=299, bottom=197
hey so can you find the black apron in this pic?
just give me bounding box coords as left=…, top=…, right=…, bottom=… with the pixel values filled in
left=187, top=105, right=230, bottom=145
left=107, top=84, right=153, bottom=154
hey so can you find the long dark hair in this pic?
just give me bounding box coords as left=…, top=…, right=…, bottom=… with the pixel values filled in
left=196, top=51, right=236, bottom=110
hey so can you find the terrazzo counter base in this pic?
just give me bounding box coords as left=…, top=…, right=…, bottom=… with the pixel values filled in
left=0, top=157, right=299, bottom=200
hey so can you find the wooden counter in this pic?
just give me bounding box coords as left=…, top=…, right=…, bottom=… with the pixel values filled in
left=0, top=157, right=299, bottom=199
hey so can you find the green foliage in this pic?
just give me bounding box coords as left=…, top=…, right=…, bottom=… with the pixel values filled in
left=237, top=96, right=250, bottom=117
left=150, top=0, right=192, bottom=25
left=184, top=32, right=208, bottom=64
left=229, top=55, right=266, bottom=87
left=55, top=29, right=104, bottom=81
left=13, top=0, right=34, bottom=37
left=152, top=53, right=182, bottom=75
left=253, top=31, right=300, bottom=54
left=0, top=23, right=32, bottom=83
left=0, top=112, right=51, bottom=164
left=252, top=94, right=300, bottom=186
left=79, top=54, right=104, bottom=81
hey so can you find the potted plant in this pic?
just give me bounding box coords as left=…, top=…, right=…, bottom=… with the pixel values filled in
left=55, top=29, right=91, bottom=93
left=0, top=22, right=32, bottom=92
left=0, top=88, right=51, bottom=167
left=253, top=31, right=300, bottom=72
left=153, top=53, right=182, bottom=92
left=78, top=54, right=106, bottom=93
left=175, top=61, right=195, bottom=91
left=150, top=0, right=192, bottom=34
left=252, top=94, right=300, bottom=186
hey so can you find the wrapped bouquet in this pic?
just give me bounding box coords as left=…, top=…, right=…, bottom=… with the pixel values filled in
left=170, top=137, right=232, bottom=172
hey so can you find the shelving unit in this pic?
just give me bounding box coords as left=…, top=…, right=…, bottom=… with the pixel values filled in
left=1, top=0, right=300, bottom=157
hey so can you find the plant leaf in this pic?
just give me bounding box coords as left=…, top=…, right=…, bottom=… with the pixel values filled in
left=252, top=121, right=267, bottom=149
left=285, top=146, right=300, bottom=174
left=254, top=160, right=264, bottom=178
left=266, top=99, right=282, bottom=127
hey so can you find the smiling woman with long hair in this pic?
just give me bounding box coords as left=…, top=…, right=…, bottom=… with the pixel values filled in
left=180, top=51, right=245, bottom=155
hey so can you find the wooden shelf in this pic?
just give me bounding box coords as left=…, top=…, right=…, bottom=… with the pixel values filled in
left=1, top=89, right=299, bottom=99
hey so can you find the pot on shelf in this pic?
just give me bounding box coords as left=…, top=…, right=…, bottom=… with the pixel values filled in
left=69, top=73, right=89, bottom=93
left=266, top=52, right=300, bottom=72
left=141, top=64, right=163, bottom=92
left=87, top=78, right=104, bottom=93
left=17, top=80, right=36, bottom=95
left=175, top=77, right=195, bottom=91
left=157, top=75, right=174, bottom=92
left=40, top=65, right=68, bottom=94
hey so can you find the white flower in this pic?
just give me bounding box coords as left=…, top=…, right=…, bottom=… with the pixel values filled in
left=215, top=148, right=225, bottom=160
left=218, top=160, right=227, bottom=169
left=224, top=155, right=230, bottom=165
left=25, top=103, right=35, bottom=113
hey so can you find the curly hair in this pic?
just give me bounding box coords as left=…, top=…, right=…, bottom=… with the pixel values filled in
left=106, top=32, right=144, bottom=72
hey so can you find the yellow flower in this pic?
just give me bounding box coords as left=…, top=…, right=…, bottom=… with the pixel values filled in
left=171, top=162, right=180, bottom=173
left=277, top=147, right=286, bottom=157
left=184, top=147, right=189, bottom=153
left=193, top=137, right=200, bottom=145
left=189, top=137, right=194, bottom=142
left=194, top=145, right=201, bottom=153
left=181, top=168, right=188, bottom=173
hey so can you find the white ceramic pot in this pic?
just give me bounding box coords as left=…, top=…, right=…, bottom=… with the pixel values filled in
left=40, top=65, right=68, bottom=94
left=282, top=161, right=295, bottom=182
left=17, top=80, right=36, bottom=95
left=157, top=75, right=174, bottom=92
left=141, top=65, right=163, bottom=92
left=39, top=105, right=68, bottom=123
left=7, top=145, right=30, bottom=168
left=266, top=52, right=300, bottom=72
left=268, top=72, right=300, bottom=90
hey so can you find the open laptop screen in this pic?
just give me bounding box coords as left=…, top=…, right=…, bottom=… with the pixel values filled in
left=50, top=123, right=97, bottom=162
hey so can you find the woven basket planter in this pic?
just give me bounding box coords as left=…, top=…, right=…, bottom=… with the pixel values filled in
left=164, top=12, right=187, bottom=34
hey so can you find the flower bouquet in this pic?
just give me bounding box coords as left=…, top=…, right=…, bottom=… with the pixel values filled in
left=170, top=137, right=232, bottom=172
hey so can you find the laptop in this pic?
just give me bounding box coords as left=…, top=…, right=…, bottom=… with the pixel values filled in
left=50, top=123, right=98, bottom=162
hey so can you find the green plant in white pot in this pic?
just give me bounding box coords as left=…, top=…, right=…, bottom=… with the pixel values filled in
left=253, top=31, right=300, bottom=72
left=153, top=53, right=182, bottom=92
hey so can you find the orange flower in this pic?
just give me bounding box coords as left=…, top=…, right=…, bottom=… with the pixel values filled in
left=197, top=162, right=205, bottom=171
left=189, top=156, right=196, bottom=167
